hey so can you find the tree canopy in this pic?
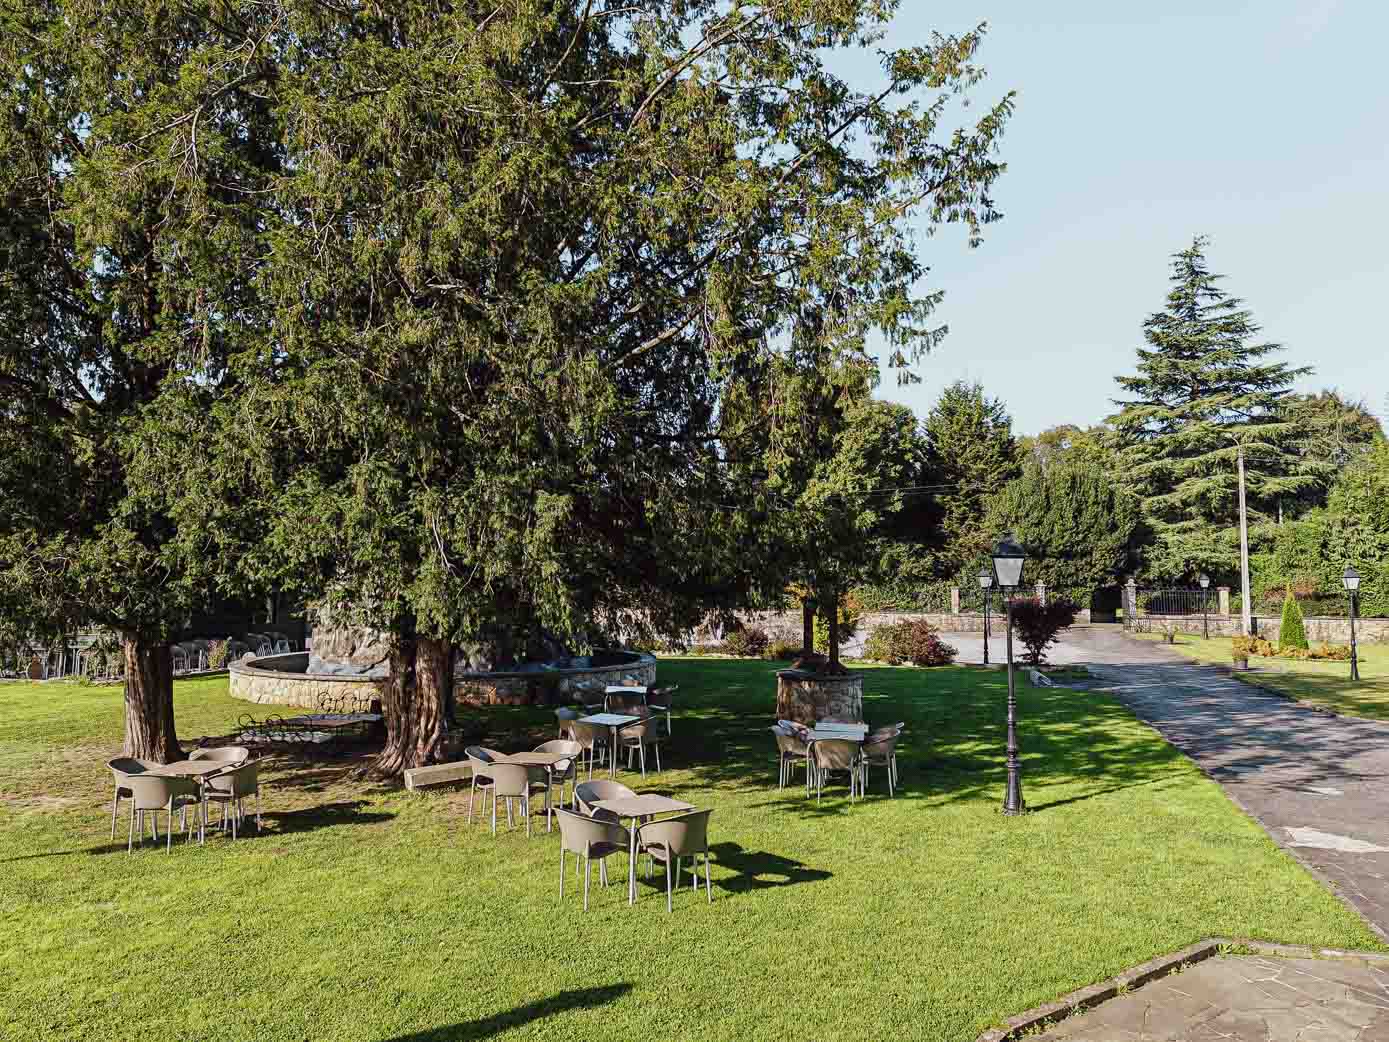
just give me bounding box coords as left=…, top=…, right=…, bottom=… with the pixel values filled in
left=1109, top=237, right=1312, bottom=580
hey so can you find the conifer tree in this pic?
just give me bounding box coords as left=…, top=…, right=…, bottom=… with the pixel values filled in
left=922, top=380, right=1021, bottom=574
left=1109, top=237, right=1312, bottom=578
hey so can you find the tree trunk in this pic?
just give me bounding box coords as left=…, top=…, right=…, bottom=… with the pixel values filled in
left=802, top=598, right=816, bottom=655
left=123, top=636, right=180, bottom=763
left=367, top=634, right=447, bottom=779
left=827, top=592, right=841, bottom=668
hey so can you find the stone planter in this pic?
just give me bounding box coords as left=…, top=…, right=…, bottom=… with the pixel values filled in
left=775, top=669, right=864, bottom=726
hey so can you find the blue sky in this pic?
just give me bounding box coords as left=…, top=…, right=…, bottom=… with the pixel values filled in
left=849, top=1, right=1389, bottom=435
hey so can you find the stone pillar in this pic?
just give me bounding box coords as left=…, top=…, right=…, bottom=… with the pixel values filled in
left=1124, top=580, right=1138, bottom=626
left=775, top=670, right=864, bottom=726
left=1036, top=582, right=1047, bottom=606
left=1218, top=586, right=1231, bottom=616
left=950, top=587, right=960, bottom=614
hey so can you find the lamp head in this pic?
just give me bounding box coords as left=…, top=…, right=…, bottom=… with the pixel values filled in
left=990, top=533, right=1026, bottom=590
left=1343, top=566, right=1361, bottom=593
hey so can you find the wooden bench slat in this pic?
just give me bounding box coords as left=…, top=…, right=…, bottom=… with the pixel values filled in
left=403, top=761, right=473, bottom=790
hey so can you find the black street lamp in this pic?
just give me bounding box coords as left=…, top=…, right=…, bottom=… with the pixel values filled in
left=1344, top=566, right=1361, bottom=683
left=991, top=533, right=1027, bottom=817
left=1198, top=573, right=1211, bottom=640
left=978, top=567, right=993, bottom=666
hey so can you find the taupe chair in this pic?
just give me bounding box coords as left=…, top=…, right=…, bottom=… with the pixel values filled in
left=574, top=779, right=636, bottom=818
left=617, top=706, right=665, bottom=778
left=533, top=739, right=582, bottom=811
left=646, top=685, right=677, bottom=734
left=487, top=762, right=547, bottom=837
left=189, top=746, right=249, bottom=765
left=107, top=757, right=160, bottom=840
left=554, top=807, right=631, bottom=910
left=568, top=721, right=609, bottom=779
left=811, top=739, right=862, bottom=803
left=554, top=707, right=580, bottom=739
left=125, top=774, right=202, bottom=852
left=464, top=745, right=502, bottom=824
left=770, top=725, right=810, bottom=791
left=861, top=726, right=901, bottom=797
left=636, top=809, right=713, bottom=912
left=203, top=760, right=261, bottom=838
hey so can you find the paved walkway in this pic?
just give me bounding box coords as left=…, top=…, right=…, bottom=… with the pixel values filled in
left=1064, top=627, right=1389, bottom=940
left=1033, top=952, right=1389, bottom=1041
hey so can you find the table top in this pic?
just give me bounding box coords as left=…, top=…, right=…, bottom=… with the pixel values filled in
left=594, top=794, right=695, bottom=819
left=495, top=751, right=571, bottom=767
left=605, top=685, right=648, bottom=695
left=579, top=713, right=641, bottom=727
left=808, top=730, right=865, bottom=743
left=151, top=760, right=231, bottom=778
left=814, top=720, right=868, bottom=732
left=286, top=713, right=382, bottom=728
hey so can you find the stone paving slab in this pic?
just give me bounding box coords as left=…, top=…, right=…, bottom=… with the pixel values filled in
left=1031, top=953, right=1389, bottom=1041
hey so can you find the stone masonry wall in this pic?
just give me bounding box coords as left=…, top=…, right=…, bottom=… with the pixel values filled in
left=230, top=653, right=383, bottom=712
left=775, top=671, right=864, bottom=726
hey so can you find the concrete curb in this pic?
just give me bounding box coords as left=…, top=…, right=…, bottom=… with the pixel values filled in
left=973, top=938, right=1389, bottom=1041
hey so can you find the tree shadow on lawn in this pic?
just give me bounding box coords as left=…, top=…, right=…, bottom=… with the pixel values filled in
left=0, top=800, right=397, bottom=862
left=380, top=983, right=632, bottom=1042
left=660, top=662, right=1196, bottom=815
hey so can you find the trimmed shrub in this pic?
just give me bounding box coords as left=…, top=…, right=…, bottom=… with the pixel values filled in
left=1009, top=597, right=1080, bottom=666
left=863, top=619, right=957, bottom=666
left=721, top=627, right=769, bottom=658
left=766, top=639, right=802, bottom=661
left=207, top=639, right=229, bottom=670
left=1310, top=642, right=1352, bottom=661
left=1278, top=588, right=1309, bottom=650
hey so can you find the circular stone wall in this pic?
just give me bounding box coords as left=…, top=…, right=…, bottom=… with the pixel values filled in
left=457, top=652, right=657, bottom=707
left=775, top=670, right=864, bottom=726
left=229, top=652, right=384, bottom=713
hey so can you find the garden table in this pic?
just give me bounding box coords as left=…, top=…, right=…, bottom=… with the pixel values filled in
left=576, top=713, right=640, bottom=779
left=148, top=761, right=229, bottom=844
left=593, top=793, right=696, bottom=904
left=494, top=750, right=572, bottom=831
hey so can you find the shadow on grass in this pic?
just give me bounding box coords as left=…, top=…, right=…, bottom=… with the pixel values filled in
left=381, top=983, right=632, bottom=1041
left=707, top=841, right=831, bottom=893
left=644, top=657, right=1197, bottom=817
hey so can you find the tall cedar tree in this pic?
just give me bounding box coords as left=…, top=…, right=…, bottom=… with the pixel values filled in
left=1278, top=390, right=1383, bottom=518
left=921, top=380, right=1021, bottom=575
left=1109, top=237, right=1314, bottom=580
left=0, top=2, right=284, bottom=760
left=138, top=3, right=1013, bottom=774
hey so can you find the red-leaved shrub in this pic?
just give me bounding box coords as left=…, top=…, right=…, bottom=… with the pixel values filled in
left=1008, top=597, right=1080, bottom=666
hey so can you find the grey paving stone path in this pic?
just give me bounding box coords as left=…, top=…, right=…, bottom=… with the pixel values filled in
left=1060, top=627, right=1389, bottom=940
left=1032, top=952, right=1389, bottom=1041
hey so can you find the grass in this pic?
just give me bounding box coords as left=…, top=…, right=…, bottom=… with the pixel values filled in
left=0, top=660, right=1381, bottom=1042
left=1136, top=633, right=1389, bottom=720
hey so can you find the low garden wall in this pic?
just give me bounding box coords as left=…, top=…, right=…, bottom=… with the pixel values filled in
left=1128, top=614, right=1389, bottom=644
left=455, top=652, right=657, bottom=707
left=229, top=652, right=384, bottom=712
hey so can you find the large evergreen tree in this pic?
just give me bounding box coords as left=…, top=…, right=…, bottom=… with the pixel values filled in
left=0, top=1, right=284, bottom=760
left=1109, top=237, right=1313, bottom=579
left=982, top=462, right=1140, bottom=595
left=136, top=2, right=1011, bottom=775
left=921, top=379, right=1021, bottom=575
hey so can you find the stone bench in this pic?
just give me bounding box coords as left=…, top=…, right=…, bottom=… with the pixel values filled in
left=403, top=761, right=473, bottom=791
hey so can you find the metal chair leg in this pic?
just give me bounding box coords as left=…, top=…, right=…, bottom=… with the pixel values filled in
left=705, top=850, right=712, bottom=902
left=654, top=743, right=661, bottom=772
left=127, top=805, right=135, bottom=853
left=665, top=858, right=673, bottom=912
left=559, top=849, right=566, bottom=899
left=111, top=792, right=120, bottom=840
left=584, top=857, right=591, bottom=912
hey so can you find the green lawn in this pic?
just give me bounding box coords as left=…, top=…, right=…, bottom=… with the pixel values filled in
left=0, top=660, right=1380, bottom=1041
left=1137, top=632, right=1389, bottom=720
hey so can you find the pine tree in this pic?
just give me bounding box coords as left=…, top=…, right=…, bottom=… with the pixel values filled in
left=922, top=381, right=1021, bottom=574
left=1278, top=588, right=1308, bottom=650
left=1109, top=237, right=1313, bottom=579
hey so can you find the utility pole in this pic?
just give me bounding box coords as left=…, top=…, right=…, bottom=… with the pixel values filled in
left=1237, top=444, right=1252, bottom=637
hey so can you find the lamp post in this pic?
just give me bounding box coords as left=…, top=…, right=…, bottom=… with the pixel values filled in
left=1198, top=573, right=1211, bottom=640
left=1344, top=566, right=1361, bottom=683
left=991, top=533, right=1027, bottom=816
left=978, top=567, right=994, bottom=666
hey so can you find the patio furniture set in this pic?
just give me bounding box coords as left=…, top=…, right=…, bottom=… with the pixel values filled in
left=467, top=684, right=711, bottom=911
left=770, top=719, right=903, bottom=802
left=107, top=746, right=263, bottom=852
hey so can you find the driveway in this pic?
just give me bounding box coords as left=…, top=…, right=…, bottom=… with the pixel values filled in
left=1031, top=626, right=1389, bottom=940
